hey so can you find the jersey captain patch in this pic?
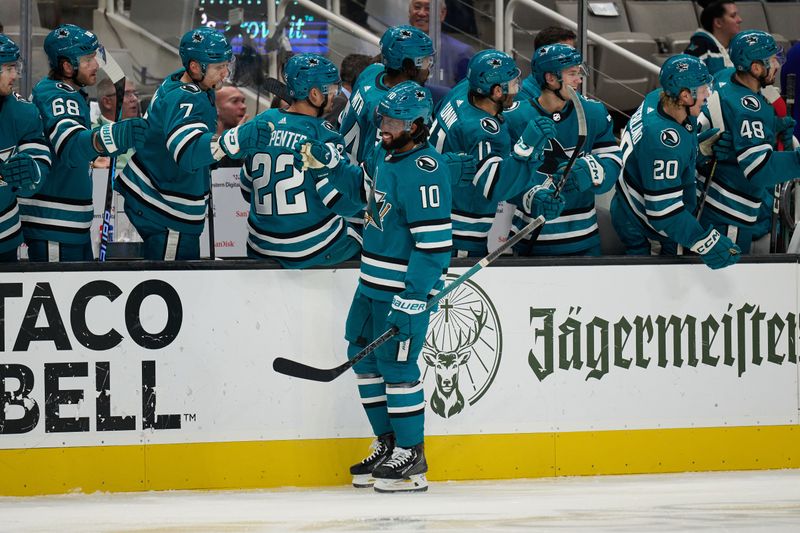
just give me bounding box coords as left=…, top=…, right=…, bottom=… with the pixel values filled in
left=659, top=128, right=681, bottom=147
left=479, top=117, right=500, bottom=135
left=415, top=155, right=438, bottom=172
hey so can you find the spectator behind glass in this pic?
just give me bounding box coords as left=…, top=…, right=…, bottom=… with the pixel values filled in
left=534, top=26, right=576, bottom=50
left=408, top=0, right=472, bottom=87
left=214, top=83, right=249, bottom=168
left=684, top=0, right=742, bottom=75
left=215, top=83, right=248, bottom=135
left=92, top=78, right=140, bottom=170
left=325, top=53, right=372, bottom=127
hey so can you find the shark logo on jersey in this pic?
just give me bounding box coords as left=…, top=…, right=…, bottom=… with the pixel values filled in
left=741, top=95, right=761, bottom=111
left=552, top=112, right=561, bottom=122
left=56, top=82, right=76, bottom=93
left=0, top=146, right=16, bottom=163
left=660, top=128, right=681, bottom=147
left=415, top=155, right=438, bottom=172
left=365, top=188, right=392, bottom=231
left=322, top=121, right=337, bottom=132
left=480, top=117, right=500, bottom=135
left=539, top=138, right=570, bottom=175
left=422, top=276, right=502, bottom=419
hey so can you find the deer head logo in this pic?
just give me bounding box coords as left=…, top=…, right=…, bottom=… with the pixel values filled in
left=423, top=304, right=489, bottom=418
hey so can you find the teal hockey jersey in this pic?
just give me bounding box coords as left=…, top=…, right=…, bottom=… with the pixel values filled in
left=240, top=109, right=364, bottom=268
left=24, top=78, right=94, bottom=244
left=615, top=90, right=707, bottom=249
left=326, top=142, right=452, bottom=302
left=116, top=69, right=217, bottom=235
left=430, top=96, right=540, bottom=253
left=0, top=92, right=52, bottom=254
left=339, top=66, right=389, bottom=164
left=697, top=72, right=800, bottom=232
left=504, top=94, right=622, bottom=255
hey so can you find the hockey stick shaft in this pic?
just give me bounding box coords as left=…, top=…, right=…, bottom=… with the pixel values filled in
left=272, top=213, right=547, bottom=382
left=207, top=186, right=216, bottom=260
left=523, top=85, right=587, bottom=251
left=97, top=46, right=126, bottom=262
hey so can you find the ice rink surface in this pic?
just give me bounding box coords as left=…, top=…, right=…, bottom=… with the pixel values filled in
left=2, top=470, right=799, bottom=532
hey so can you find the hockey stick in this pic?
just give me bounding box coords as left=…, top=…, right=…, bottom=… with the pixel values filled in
left=272, top=86, right=586, bottom=382
left=263, top=77, right=294, bottom=105
left=207, top=188, right=216, bottom=259
left=521, top=84, right=587, bottom=254
left=695, top=90, right=725, bottom=221
left=96, top=46, right=126, bottom=262
left=772, top=74, right=797, bottom=252
left=272, top=215, right=547, bottom=382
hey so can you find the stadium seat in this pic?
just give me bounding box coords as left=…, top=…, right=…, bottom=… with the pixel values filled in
left=764, top=2, right=800, bottom=44
left=625, top=1, right=699, bottom=47
left=591, top=32, right=659, bottom=112
left=555, top=0, right=633, bottom=34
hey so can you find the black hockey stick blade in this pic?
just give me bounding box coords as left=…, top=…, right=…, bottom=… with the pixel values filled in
left=263, top=77, right=294, bottom=105
left=273, top=327, right=399, bottom=382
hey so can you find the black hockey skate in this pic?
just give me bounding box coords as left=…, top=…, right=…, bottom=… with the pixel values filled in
left=349, top=432, right=395, bottom=488
left=372, top=442, right=428, bottom=493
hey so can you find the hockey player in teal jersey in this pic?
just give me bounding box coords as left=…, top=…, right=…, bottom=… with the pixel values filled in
left=0, top=34, right=51, bottom=262
left=504, top=44, right=622, bottom=256
left=297, top=81, right=451, bottom=493
left=695, top=30, right=800, bottom=253
left=116, top=27, right=270, bottom=260
left=610, top=54, right=740, bottom=269
left=240, top=54, right=363, bottom=267
left=24, top=24, right=145, bottom=262
left=430, top=49, right=565, bottom=255
left=339, top=25, right=434, bottom=165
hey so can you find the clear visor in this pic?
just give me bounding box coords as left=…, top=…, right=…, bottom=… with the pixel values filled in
left=767, top=54, right=783, bottom=72
left=414, top=55, right=435, bottom=71
left=323, top=82, right=341, bottom=98
left=206, top=57, right=236, bottom=82
left=507, top=76, right=521, bottom=96
left=692, top=84, right=711, bottom=104
left=78, top=52, right=98, bottom=66
left=379, top=115, right=410, bottom=135
left=0, top=60, right=23, bottom=75
left=561, top=64, right=588, bottom=80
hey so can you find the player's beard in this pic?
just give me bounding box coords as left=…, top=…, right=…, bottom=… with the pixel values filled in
left=382, top=130, right=413, bottom=151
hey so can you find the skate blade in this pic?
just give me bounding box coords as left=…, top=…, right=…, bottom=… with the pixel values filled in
left=352, top=474, right=374, bottom=488
left=373, top=474, right=428, bottom=493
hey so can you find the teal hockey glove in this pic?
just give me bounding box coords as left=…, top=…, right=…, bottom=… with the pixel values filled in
left=0, top=152, right=42, bottom=193
left=776, top=116, right=796, bottom=147
left=691, top=228, right=741, bottom=270
left=522, top=184, right=565, bottom=221
left=387, top=294, right=429, bottom=342
left=443, top=152, right=477, bottom=187
left=513, top=116, right=556, bottom=161
left=557, top=155, right=604, bottom=193
left=95, top=117, right=147, bottom=156
left=217, top=118, right=272, bottom=159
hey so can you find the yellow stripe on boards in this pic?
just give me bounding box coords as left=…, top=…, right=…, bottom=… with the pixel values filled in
left=1, top=425, right=798, bottom=496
